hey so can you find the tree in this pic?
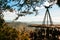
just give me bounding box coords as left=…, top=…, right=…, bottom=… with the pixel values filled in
left=57, top=0, right=60, bottom=7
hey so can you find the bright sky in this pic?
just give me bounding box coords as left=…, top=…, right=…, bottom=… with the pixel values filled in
left=3, top=4, right=60, bottom=24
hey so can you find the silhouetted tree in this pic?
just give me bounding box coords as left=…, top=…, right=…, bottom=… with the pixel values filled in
left=57, top=0, right=60, bottom=7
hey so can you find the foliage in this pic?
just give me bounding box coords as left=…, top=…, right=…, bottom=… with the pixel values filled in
left=0, top=0, right=60, bottom=13
left=57, top=0, right=60, bottom=7
left=20, top=31, right=30, bottom=40
left=19, top=27, right=30, bottom=40
left=0, top=26, right=20, bottom=40
left=0, top=0, right=60, bottom=26
left=0, top=0, right=12, bottom=10
left=0, top=22, right=31, bottom=40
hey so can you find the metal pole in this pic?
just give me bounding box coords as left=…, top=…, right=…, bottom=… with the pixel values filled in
left=47, top=8, right=48, bottom=26
left=42, top=8, right=47, bottom=25
left=48, top=9, right=53, bottom=25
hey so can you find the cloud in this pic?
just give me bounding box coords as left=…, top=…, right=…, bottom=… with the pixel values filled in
left=17, top=15, right=44, bottom=22
left=3, top=10, right=17, bottom=21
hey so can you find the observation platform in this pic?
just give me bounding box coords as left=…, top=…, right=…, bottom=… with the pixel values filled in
left=28, top=24, right=60, bottom=29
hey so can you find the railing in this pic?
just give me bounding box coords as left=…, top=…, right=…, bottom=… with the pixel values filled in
left=29, top=27, right=60, bottom=40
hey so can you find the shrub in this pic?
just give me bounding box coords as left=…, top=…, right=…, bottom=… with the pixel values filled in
left=0, top=26, right=20, bottom=40
left=20, top=31, right=30, bottom=40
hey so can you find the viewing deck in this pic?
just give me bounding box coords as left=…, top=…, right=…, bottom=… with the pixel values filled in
left=28, top=24, right=60, bottom=29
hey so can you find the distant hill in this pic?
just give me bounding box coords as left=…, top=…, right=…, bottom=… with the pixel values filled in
left=6, top=22, right=35, bottom=32
left=6, top=22, right=27, bottom=27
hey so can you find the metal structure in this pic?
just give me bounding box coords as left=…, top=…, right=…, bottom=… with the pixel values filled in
left=42, top=6, right=53, bottom=26
left=42, top=0, right=57, bottom=26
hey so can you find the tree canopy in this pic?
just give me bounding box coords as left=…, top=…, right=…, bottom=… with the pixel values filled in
left=0, top=0, right=60, bottom=12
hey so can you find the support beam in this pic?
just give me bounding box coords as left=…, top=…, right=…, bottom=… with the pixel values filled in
left=42, top=7, right=53, bottom=26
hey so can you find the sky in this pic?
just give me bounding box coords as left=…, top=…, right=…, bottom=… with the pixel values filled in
left=2, top=1, right=60, bottom=24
